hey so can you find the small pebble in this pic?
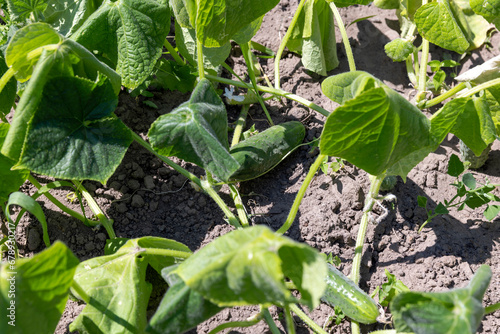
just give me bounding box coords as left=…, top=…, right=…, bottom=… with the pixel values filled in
left=144, top=175, right=155, bottom=190
left=27, top=229, right=41, bottom=251
left=131, top=195, right=145, bottom=208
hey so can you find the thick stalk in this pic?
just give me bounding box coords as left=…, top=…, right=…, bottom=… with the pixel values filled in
left=275, top=0, right=308, bottom=89
left=459, top=77, right=500, bottom=99
left=241, top=42, right=274, bottom=125
left=284, top=304, right=296, bottom=334
left=72, top=280, right=91, bottom=304
left=329, top=2, right=356, bottom=72
left=229, top=184, right=249, bottom=228
left=231, top=105, right=249, bottom=147
left=406, top=57, right=417, bottom=87
left=131, top=131, right=242, bottom=228
left=289, top=304, right=328, bottom=334
left=277, top=154, right=326, bottom=235
left=416, top=0, right=430, bottom=102
left=28, top=175, right=88, bottom=224
left=418, top=82, right=467, bottom=109
left=163, top=38, right=185, bottom=65
left=197, top=38, right=205, bottom=80
left=206, top=74, right=330, bottom=117
left=263, top=308, right=281, bottom=334
left=74, top=181, right=116, bottom=239
left=350, top=174, right=384, bottom=285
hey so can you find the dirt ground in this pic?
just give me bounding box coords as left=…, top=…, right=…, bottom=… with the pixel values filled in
left=9, top=1, right=500, bottom=333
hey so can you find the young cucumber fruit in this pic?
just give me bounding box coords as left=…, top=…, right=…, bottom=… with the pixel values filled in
left=321, top=264, right=380, bottom=324
left=229, top=121, right=305, bottom=182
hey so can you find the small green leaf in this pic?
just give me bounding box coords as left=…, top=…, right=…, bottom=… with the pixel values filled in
left=417, top=196, right=428, bottom=208
left=146, top=268, right=223, bottom=334
left=447, top=154, right=465, bottom=177
left=7, top=0, right=47, bottom=22
left=435, top=202, right=450, bottom=214
left=174, top=226, right=326, bottom=309
left=384, top=38, right=416, bottom=62
left=72, top=0, right=171, bottom=89
left=149, top=79, right=240, bottom=181
left=16, top=76, right=132, bottom=184
left=432, top=70, right=446, bottom=90
left=462, top=173, right=477, bottom=189
left=392, top=265, right=491, bottom=334
left=0, top=242, right=79, bottom=334
left=484, top=204, right=500, bottom=221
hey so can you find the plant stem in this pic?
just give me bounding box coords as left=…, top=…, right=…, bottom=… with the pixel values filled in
left=207, top=316, right=261, bottom=334
left=241, top=42, right=274, bottom=125
left=206, top=74, right=330, bottom=117
left=416, top=0, right=429, bottom=102
left=197, top=38, right=205, bottom=80
left=406, top=57, right=417, bottom=87
left=130, top=131, right=242, bottom=228
left=459, top=77, right=500, bottom=99
left=229, top=184, right=250, bottom=228
left=289, top=304, right=328, bottom=334
left=418, top=82, right=467, bottom=109
left=72, top=280, right=91, bottom=304
left=163, top=38, right=185, bottom=65
left=329, top=2, right=356, bottom=72
left=277, top=154, right=325, bottom=235
left=0, top=67, right=15, bottom=95
left=275, top=0, right=308, bottom=90
left=284, top=304, right=296, bottom=334
left=351, top=321, right=361, bottom=334
left=263, top=308, right=281, bottom=334
left=27, top=175, right=89, bottom=224
left=74, top=181, right=116, bottom=239
left=141, top=248, right=192, bottom=259
left=485, top=302, right=500, bottom=315
left=350, top=174, right=384, bottom=285
left=231, top=104, right=249, bottom=147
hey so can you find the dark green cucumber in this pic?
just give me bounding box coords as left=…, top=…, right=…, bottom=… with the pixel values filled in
left=321, top=264, right=379, bottom=324
left=459, top=140, right=492, bottom=169
left=229, top=121, right=306, bottom=182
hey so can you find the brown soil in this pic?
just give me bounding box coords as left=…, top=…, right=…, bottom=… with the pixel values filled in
left=9, top=1, right=500, bottom=333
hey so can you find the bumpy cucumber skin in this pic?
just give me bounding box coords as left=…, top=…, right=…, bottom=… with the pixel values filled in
left=321, top=264, right=379, bottom=324
left=229, top=121, right=306, bottom=182
left=459, top=140, right=492, bottom=169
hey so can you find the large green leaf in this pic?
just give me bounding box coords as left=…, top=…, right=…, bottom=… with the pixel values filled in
left=320, top=83, right=431, bottom=177
left=174, top=225, right=326, bottom=309
left=6, top=0, right=47, bottom=21
left=71, top=0, right=171, bottom=89
left=329, top=0, right=372, bottom=8
left=320, top=71, right=471, bottom=178
left=14, top=76, right=132, bottom=183
left=449, top=96, right=496, bottom=156
left=0, top=242, right=79, bottom=334
left=148, top=79, right=240, bottom=181
left=147, top=266, right=223, bottom=334
left=415, top=0, right=490, bottom=53
left=175, top=22, right=231, bottom=71
left=0, top=125, right=29, bottom=204
left=470, top=0, right=500, bottom=29
left=70, top=237, right=190, bottom=334
left=392, top=265, right=491, bottom=334
left=287, top=0, right=338, bottom=76
left=191, top=0, right=280, bottom=48
left=485, top=85, right=500, bottom=135
left=43, top=0, right=101, bottom=37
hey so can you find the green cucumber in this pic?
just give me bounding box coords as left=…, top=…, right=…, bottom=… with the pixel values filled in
left=459, top=139, right=492, bottom=169
left=321, top=264, right=380, bottom=324
left=229, top=121, right=306, bottom=182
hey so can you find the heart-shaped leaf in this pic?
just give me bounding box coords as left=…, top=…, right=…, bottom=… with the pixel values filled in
left=149, top=79, right=240, bottom=181
left=15, top=76, right=132, bottom=183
